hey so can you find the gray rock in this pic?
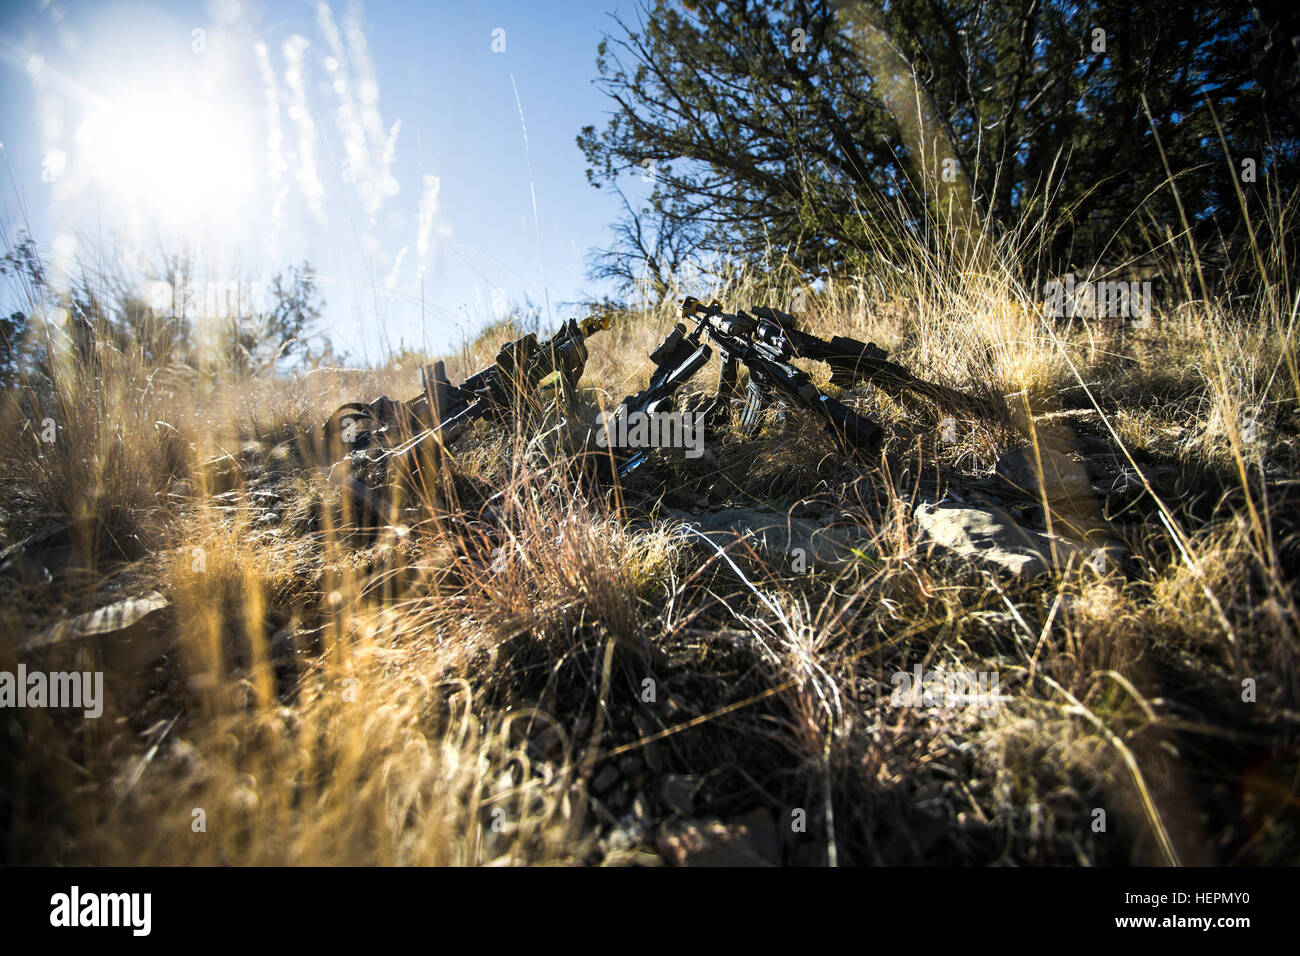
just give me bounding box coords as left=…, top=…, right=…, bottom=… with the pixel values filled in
left=664, top=507, right=872, bottom=569
left=617, top=755, right=643, bottom=778
left=656, top=809, right=780, bottom=866
left=995, top=446, right=1091, bottom=501
left=24, top=591, right=175, bottom=674
left=633, top=713, right=664, bottom=773
left=792, top=498, right=826, bottom=519
left=914, top=501, right=1085, bottom=579
left=0, top=521, right=73, bottom=582
left=592, top=764, right=619, bottom=794
left=1096, top=464, right=1171, bottom=501
left=658, top=773, right=696, bottom=816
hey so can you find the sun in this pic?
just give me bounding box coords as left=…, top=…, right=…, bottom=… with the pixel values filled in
left=77, top=82, right=258, bottom=237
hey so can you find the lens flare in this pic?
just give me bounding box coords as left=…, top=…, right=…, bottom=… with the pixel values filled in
left=77, top=86, right=257, bottom=236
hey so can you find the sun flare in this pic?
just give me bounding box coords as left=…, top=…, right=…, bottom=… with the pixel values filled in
left=77, top=83, right=257, bottom=235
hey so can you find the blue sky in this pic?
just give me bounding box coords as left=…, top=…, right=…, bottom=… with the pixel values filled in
left=0, top=0, right=648, bottom=362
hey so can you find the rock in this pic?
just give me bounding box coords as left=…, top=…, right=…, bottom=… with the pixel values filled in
left=206, top=440, right=274, bottom=491
left=658, top=773, right=696, bottom=816
left=0, top=521, right=73, bottom=582
left=527, top=725, right=564, bottom=763
left=603, top=819, right=645, bottom=853
left=1095, top=464, right=1172, bottom=503
left=617, top=754, right=642, bottom=777
left=1098, top=469, right=1140, bottom=500
left=664, top=507, right=873, bottom=569
left=656, top=809, right=780, bottom=866
left=592, top=764, right=619, bottom=794
left=23, top=591, right=175, bottom=674
left=995, top=446, right=1091, bottom=501
left=792, top=498, right=826, bottom=519
left=704, top=481, right=729, bottom=506
left=633, top=713, right=664, bottom=772
left=914, top=500, right=1085, bottom=579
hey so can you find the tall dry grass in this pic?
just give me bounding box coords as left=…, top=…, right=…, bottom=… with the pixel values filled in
left=2, top=158, right=1297, bottom=865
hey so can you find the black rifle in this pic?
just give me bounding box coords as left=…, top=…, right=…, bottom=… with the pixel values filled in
left=594, top=299, right=887, bottom=480
left=590, top=320, right=712, bottom=479
left=680, top=297, right=884, bottom=453
left=742, top=304, right=977, bottom=411
left=325, top=314, right=609, bottom=456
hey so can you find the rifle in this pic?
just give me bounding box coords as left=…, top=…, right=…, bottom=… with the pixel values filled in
left=325, top=314, right=609, bottom=456
left=594, top=299, right=886, bottom=480
left=592, top=320, right=713, bottom=479
left=680, top=296, right=884, bottom=452
left=740, top=304, right=978, bottom=411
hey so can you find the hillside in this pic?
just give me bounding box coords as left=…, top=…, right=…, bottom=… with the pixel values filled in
left=3, top=260, right=1296, bottom=866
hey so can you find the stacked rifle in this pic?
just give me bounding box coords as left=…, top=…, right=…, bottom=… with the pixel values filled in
left=324, top=297, right=979, bottom=485
left=323, top=313, right=609, bottom=459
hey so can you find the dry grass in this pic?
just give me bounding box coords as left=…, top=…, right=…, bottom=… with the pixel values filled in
left=2, top=198, right=1298, bottom=866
